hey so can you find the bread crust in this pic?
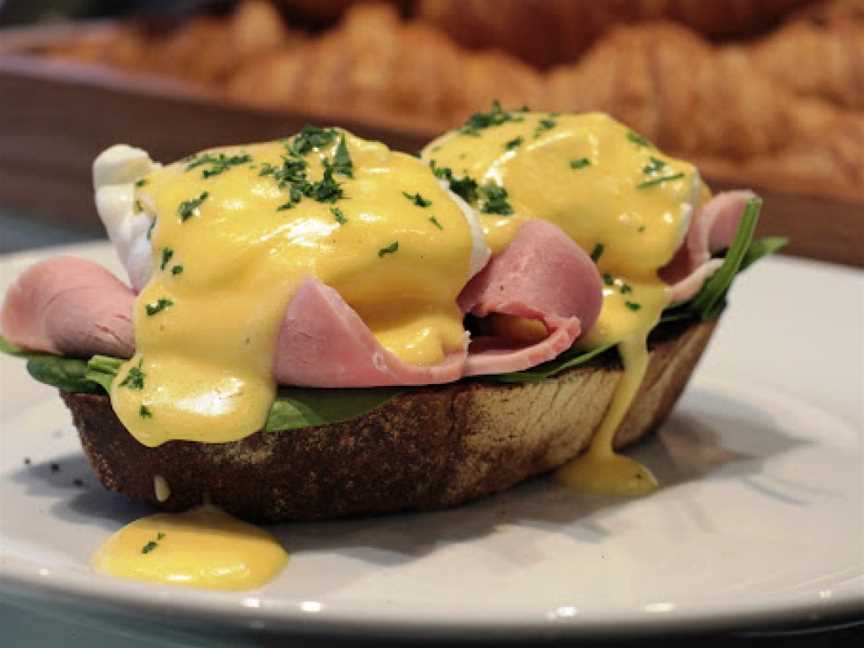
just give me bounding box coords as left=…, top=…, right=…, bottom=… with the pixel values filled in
left=62, top=318, right=716, bottom=522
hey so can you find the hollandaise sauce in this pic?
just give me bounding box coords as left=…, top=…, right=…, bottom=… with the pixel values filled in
left=92, top=506, right=287, bottom=590
left=113, top=128, right=474, bottom=447
left=424, top=108, right=702, bottom=495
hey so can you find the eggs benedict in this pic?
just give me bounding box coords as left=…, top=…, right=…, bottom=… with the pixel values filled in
left=0, top=107, right=783, bottom=591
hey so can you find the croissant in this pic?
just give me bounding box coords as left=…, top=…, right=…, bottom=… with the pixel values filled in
left=227, top=4, right=544, bottom=128
left=743, top=9, right=864, bottom=109
left=416, top=0, right=817, bottom=67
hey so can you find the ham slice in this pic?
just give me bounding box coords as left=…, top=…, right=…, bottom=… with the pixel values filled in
left=1, top=256, right=135, bottom=358
left=273, top=278, right=467, bottom=387
left=459, top=219, right=603, bottom=376
left=660, top=190, right=756, bottom=302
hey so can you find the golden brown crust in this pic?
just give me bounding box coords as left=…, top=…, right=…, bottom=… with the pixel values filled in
left=62, top=318, right=716, bottom=523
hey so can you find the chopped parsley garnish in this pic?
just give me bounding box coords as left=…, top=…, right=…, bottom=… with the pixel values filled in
left=289, top=126, right=338, bottom=156
left=620, top=283, right=633, bottom=294
left=331, top=206, right=348, bottom=224
left=642, top=156, right=666, bottom=174
left=139, top=405, right=152, bottom=419
left=135, top=178, right=148, bottom=187
left=159, top=248, right=173, bottom=271
left=186, top=152, right=252, bottom=179
left=625, top=301, right=642, bottom=311
left=146, top=218, right=157, bottom=240
left=260, top=157, right=308, bottom=188
left=627, top=131, right=652, bottom=147
left=505, top=136, right=523, bottom=151
left=534, top=117, right=556, bottom=138
left=570, top=158, right=591, bottom=169
left=459, top=100, right=524, bottom=136
left=430, top=161, right=508, bottom=214
left=637, top=173, right=685, bottom=189
left=171, top=265, right=183, bottom=275
left=590, top=243, right=604, bottom=262
left=402, top=191, right=432, bottom=207
left=638, top=225, right=647, bottom=233
left=145, top=298, right=174, bottom=316
left=602, top=273, right=614, bottom=286
left=141, top=532, right=165, bottom=555
left=263, top=148, right=345, bottom=209
left=308, top=161, right=344, bottom=202
left=378, top=241, right=399, bottom=258
left=429, top=215, right=443, bottom=230
left=119, top=359, right=145, bottom=390
left=178, top=191, right=209, bottom=222
left=332, top=134, right=353, bottom=178
left=479, top=183, right=513, bottom=215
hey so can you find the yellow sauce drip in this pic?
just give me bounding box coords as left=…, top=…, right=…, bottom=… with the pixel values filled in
left=92, top=506, right=288, bottom=591
left=112, top=131, right=473, bottom=447
left=424, top=111, right=700, bottom=495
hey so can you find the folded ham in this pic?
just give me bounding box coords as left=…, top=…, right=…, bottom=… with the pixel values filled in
left=0, top=191, right=752, bottom=385
left=1, top=256, right=135, bottom=358
left=661, top=190, right=755, bottom=302
left=459, top=219, right=602, bottom=375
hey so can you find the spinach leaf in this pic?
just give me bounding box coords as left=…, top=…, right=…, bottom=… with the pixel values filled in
left=26, top=356, right=102, bottom=393
left=265, top=387, right=405, bottom=432
left=86, top=355, right=125, bottom=393
left=486, top=342, right=616, bottom=384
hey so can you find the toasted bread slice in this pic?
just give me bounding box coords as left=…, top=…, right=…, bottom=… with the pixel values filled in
left=61, top=318, right=716, bottom=522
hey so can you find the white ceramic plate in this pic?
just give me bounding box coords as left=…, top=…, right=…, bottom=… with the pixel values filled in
left=1, top=243, right=862, bottom=641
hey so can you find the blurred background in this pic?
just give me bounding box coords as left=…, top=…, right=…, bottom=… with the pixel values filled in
left=0, top=0, right=862, bottom=262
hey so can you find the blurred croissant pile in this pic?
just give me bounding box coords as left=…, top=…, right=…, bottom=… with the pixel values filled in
left=34, top=0, right=864, bottom=201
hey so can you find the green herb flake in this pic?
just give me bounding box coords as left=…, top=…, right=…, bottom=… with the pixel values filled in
left=602, top=273, right=614, bottom=286
left=308, top=162, right=344, bottom=203
left=276, top=202, right=294, bottom=211
left=378, top=241, right=399, bottom=258
left=534, top=117, right=557, bottom=138
left=637, top=173, right=685, bottom=189
left=333, top=134, right=353, bottom=178
left=141, top=531, right=165, bottom=554
left=331, top=206, right=348, bottom=225
left=402, top=191, right=432, bottom=208
left=288, top=126, right=338, bottom=157
left=145, top=298, right=174, bottom=317
left=139, top=404, right=152, bottom=419
left=625, top=301, right=642, bottom=311
left=160, top=248, right=174, bottom=271
left=186, top=152, right=252, bottom=179
left=504, top=136, right=523, bottom=151
left=134, top=200, right=143, bottom=214
left=459, top=100, right=524, bottom=136
left=146, top=218, right=157, bottom=240
left=590, top=243, right=604, bottom=263
left=642, top=156, right=666, bottom=174
left=480, top=183, right=513, bottom=215
left=429, top=215, right=443, bottom=230
left=627, top=131, right=652, bottom=147
left=171, top=265, right=183, bottom=276
left=570, top=158, right=591, bottom=170
left=119, top=359, right=145, bottom=390
left=178, top=191, right=209, bottom=222
left=620, top=283, right=633, bottom=295
left=135, top=178, right=148, bottom=188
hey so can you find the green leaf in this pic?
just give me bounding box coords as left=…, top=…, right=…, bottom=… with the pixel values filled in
left=487, top=342, right=616, bottom=384
left=26, top=356, right=102, bottom=393
left=86, top=355, right=125, bottom=392
left=0, top=335, right=28, bottom=357
left=688, top=197, right=761, bottom=320
left=265, top=387, right=405, bottom=432
left=740, top=236, right=788, bottom=271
